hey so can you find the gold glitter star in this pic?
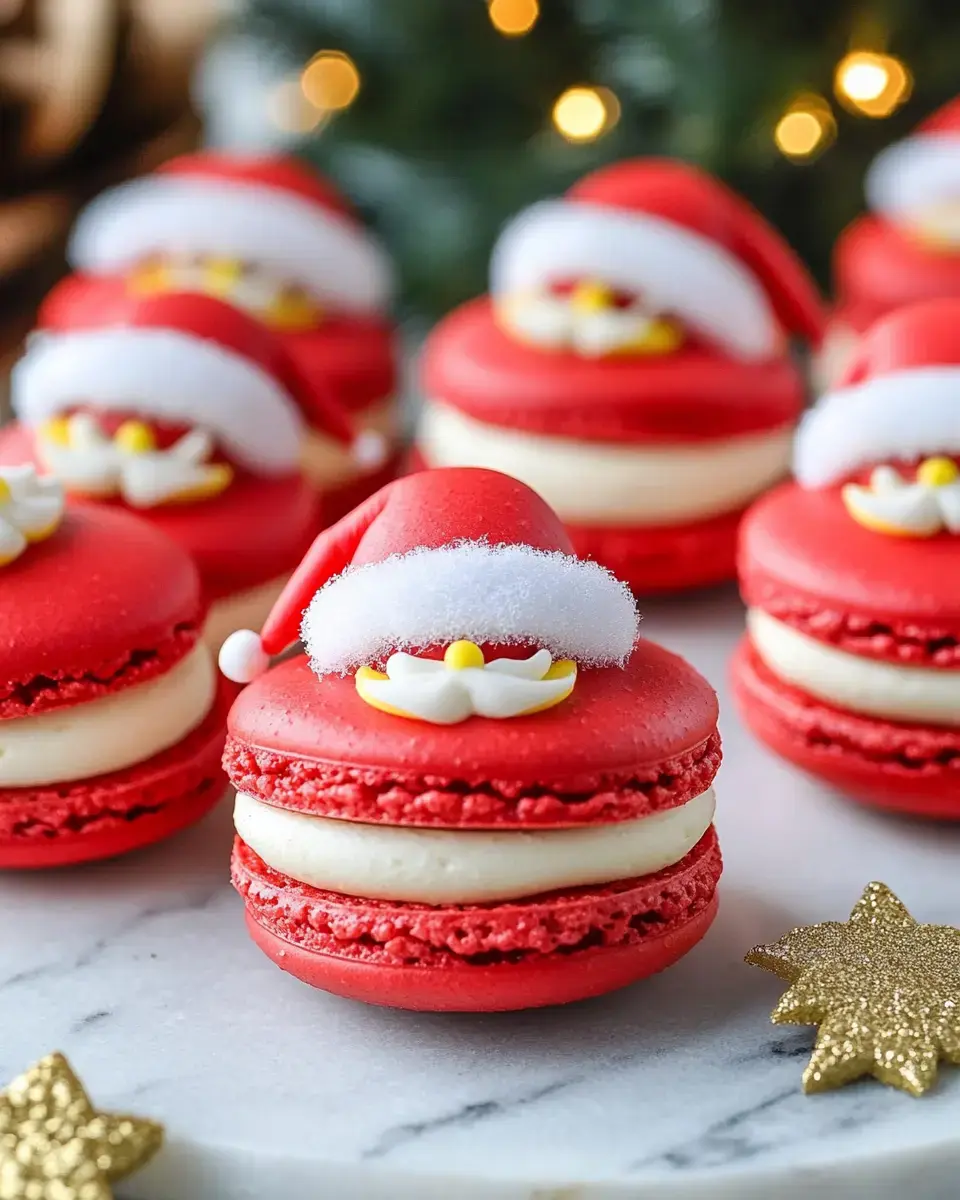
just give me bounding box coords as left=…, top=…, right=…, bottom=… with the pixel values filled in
left=0, top=1052, right=163, bottom=1199
left=746, top=882, right=960, bottom=1096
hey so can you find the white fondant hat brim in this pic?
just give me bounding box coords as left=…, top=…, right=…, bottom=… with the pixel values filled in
left=301, top=540, right=639, bottom=675
left=866, top=134, right=960, bottom=219
left=68, top=176, right=394, bottom=314
left=13, top=328, right=304, bottom=475
left=490, top=199, right=780, bottom=360
left=795, top=366, right=960, bottom=487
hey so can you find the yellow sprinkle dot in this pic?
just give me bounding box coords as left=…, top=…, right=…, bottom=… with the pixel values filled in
left=570, top=280, right=615, bottom=315
left=917, top=457, right=959, bottom=488
left=114, top=421, right=157, bottom=455
left=443, top=641, right=485, bottom=671
left=41, top=415, right=71, bottom=446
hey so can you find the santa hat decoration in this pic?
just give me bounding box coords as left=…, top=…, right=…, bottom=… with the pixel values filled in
left=866, top=96, right=960, bottom=223
left=13, top=290, right=372, bottom=475
left=795, top=298, right=960, bottom=487
left=68, top=153, right=394, bottom=315
left=219, top=467, right=639, bottom=684
left=490, top=158, right=824, bottom=360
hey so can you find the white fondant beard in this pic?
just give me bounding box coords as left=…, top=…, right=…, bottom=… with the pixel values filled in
left=0, top=466, right=64, bottom=564
left=499, top=293, right=660, bottom=356
left=233, top=787, right=717, bottom=904
left=356, top=649, right=576, bottom=724
left=38, top=414, right=231, bottom=508
left=843, top=465, right=960, bottom=537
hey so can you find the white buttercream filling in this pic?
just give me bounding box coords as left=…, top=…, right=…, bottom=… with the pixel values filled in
left=0, top=643, right=216, bottom=787
left=418, top=401, right=792, bottom=525
left=233, top=786, right=716, bottom=904
left=748, top=608, right=960, bottom=727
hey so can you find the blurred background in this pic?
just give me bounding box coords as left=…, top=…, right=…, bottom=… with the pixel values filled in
left=3, top=0, right=958, bottom=343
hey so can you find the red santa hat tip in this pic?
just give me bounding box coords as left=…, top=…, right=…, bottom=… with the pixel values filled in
left=795, top=298, right=960, bottom=487
left=68, top=152, right=394, bottom=314
left=491, top=158, right=824, bottom=359
left=13, top=288, right=359, bottom=474
left=865, top=96, right=960, bottom=221
left=217, top=467, right=639, bottom=685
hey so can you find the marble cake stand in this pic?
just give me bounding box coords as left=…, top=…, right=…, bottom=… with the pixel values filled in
left=2, top=589, right=959, bottom=1200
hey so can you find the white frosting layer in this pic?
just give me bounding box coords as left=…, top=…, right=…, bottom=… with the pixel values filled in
left=418, top=401, right=792, bottom=525
left=748, top=608, right=960, bottom=728
left=233, top=787, right=716, bottom=904
left=0, top=643, right=216, bottom=788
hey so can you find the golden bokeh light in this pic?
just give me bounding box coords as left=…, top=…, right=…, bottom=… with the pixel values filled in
left=268, top=79, right=324, bottom=134
left=301, top=50, right=361, bottom=112
left=552, top=86, right=620, bottom=143
left=834, top=51, right=912, bottom=118
left=489, top=0, right=539, bottom=36
left=774, top=95, right=836, bottom=161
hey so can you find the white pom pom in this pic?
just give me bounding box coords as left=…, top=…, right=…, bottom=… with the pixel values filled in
left=351, top=430, right=388, bottom=469
left=219, top=629, right=270, bottom=683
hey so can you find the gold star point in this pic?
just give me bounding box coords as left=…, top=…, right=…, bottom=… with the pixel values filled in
left=0, top=1052, right=163, bottom=1199
left=746, top=882, right=960, bottom=1096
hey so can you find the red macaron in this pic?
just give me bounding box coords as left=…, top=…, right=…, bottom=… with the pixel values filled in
left=734, top=481, right=960, bottom=816
left=220, top=467, right=722, bottom=1011
left=416, top=160, right=823, bottom=595
left=0, top=494, right=230, bottom=867
left=227, top=646, right=722, bottom=1011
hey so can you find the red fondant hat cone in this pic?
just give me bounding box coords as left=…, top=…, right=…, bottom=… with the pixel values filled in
left=12, top=288, right=382, bottom=473
left=219, top=467, right=639, bottom=682
left=67, top=152, right=394, bottom=315
left=491, top=158, right=824, bottom=360
left=796, top=297, right=960, bottom=487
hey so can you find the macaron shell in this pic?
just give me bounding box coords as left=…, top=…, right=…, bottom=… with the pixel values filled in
left=224, top=728, right=721, bottom=829
left=0, top=422, right=319, bottom=600
left=732, top=637, right=960, bottom=817
left=421, top=297, right=805, bottom=444
left=834, top=214, right=960, bottom=325
left=740, top=482, right=960, bottom=647
left=227, top=644, right=720, bottom=797
left=0, top=499, right=202, bottom=715
left=566, top=507, right=744, bottom=594
left=0, top=678, right=231, bottom=867
left=233, top=829, right=721, bottom=1011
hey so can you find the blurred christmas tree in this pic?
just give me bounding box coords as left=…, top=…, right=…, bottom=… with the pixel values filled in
left=201, top=0, right=960, bottom=323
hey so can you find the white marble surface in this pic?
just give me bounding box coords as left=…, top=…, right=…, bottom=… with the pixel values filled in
left=3, top=589, right=960, bottom=1199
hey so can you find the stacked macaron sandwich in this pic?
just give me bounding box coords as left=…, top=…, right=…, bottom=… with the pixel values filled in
left=219, top=468, right=723, bottom=1011
left=62, top=152, right=400, bottom=518
left=418, top=158, right=824, bottom=593
left=821, top=95, right=960, bottom=387
left=735, top=298, right=960, bottom=817
left=0, top=466, right=229, bottom=867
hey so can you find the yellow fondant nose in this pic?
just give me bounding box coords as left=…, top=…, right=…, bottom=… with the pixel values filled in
left=204, top=257, right=244, bottom=296
left=114, top=420, right=157, bottom=455
left=40, top=415, right=71, bottom=446
left=444, top=641, right=485, bottom=671
left=570, top=279, right=615, bottom=315
left=917, top=457, right=959, bottom=488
